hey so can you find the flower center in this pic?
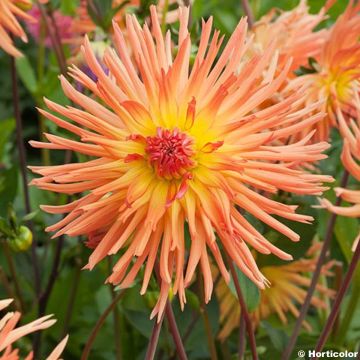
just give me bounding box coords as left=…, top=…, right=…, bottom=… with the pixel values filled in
left=145, top=127, right=195, bottom=178
left=319, top=69, right=354, bottom=103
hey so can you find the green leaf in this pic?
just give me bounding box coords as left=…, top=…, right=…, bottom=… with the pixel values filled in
left=60, top=0, right=80, bottom=15
left=0, top=166, right=18, bottom=217
left=262, top=321, right=289, bottom=352
left=334, top=216, right=359, bottom=263
left=228, top=265, right=261, bottom=312
left=0, top=118, right=14, bottom=160
left=15, top=56, right=37, bottom=95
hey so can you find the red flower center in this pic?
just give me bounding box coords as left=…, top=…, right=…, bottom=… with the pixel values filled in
left=145, top=127, right=195, bottom=178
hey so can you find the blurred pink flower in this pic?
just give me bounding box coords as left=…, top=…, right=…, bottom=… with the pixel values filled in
left=26, top=5, right=73, bottom=47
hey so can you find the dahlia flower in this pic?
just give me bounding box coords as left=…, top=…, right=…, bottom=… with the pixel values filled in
left=26, top=5, right=73, bottom=48
left=284, top=2, right=360, bottom=143
left=0, top=0, right=34, bottom=57
left=0, top=299, right=68, bottom=359
left=250, top=0, right=332, bottom=73
left=30, top=6, right=332, bottom=319
left=319, top=97, right=360, bottom=248
left=216, top=245, right=335, bottom=340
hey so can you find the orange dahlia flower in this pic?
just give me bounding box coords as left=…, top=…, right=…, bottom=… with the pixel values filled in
left=30, top=6, right=332, bottom=319
left=0, top=299, right=68, bottom=359
left=216, top=245, right=335, bottom=340
left=0, top=0, right=34, bottom=57
left=319, top=99, right=360, bottom=248
left=250, top=0, right=332, bottom=74
left=284, top=1, right=360, bottom=143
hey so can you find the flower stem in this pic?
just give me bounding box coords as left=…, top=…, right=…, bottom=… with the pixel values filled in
left=241, top=0, right=254, bottom=28
left=145, top=313, right=165, bottom=360
left=153, top=261, right=187, bottom=358
left=161, top=0, right=169, bottom=34
left=107, top=258, right=122, bottom=360
left=238, top=312, right=246, bottom=359
left=313, top=239, right=360, bottom=356
left=164, top=301, right=188, bottom=360
left=81, top=290, right=125, bottom=360
left=33, top=234, right=65, bottom=357
left=225, top=253, right=258, bottom=360
left=335, top=280, right=360, bottom=345
left=282, top=170, right=349, bottom=360
left=62, top=261, right=82, bottom=337
left=35, top=1, right=67, bottom=75
left=196, top=270, right=218, bottom=360
left=10, top=57, right=41, bottom=295
left=38, top=235, right=65, bottom=315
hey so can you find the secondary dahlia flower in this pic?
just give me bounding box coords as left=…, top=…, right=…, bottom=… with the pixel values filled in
left=0, top=0, right=34, bottom=57
left=319, top=97, right=360, bottom=249
left=250, top=0, right=332, bottom=73
left=30, top=6, right=332, bottom=319
left=0, top=299, right=68, bottom=359
left=284, top=2, right=360, bottom=143
left=216, top=245, right=335, bottom=339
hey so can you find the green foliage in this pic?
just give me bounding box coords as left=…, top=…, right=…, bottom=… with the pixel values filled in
left=0, top=0, right=357, bottom=359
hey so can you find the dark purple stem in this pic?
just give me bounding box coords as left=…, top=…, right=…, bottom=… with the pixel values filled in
left=165, top=301, right=188, bottom=360
left=145, top=314, right=165, bottom=360
left=313, top=239, right=360, bottom=356
left=282, top=170, right=350, bottom=360
left=11, top=57, right=41, bottom=294
left=241, top=0, right=254, bottom=28
left=238, top=312, right=246, bottom=359
left=225, top=253, right=258, bottom=360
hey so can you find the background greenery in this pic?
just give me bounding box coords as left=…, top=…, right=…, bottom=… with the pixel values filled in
left=0, top=0, right=357, bottom=359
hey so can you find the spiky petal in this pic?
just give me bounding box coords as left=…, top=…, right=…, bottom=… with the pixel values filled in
left=30, top=6, right=332, bottom=320
left=0, top=0, right=34, bottom=57
left=284, top=1, right=360, bottom=143
left=0, top=299, right=68, bottom=359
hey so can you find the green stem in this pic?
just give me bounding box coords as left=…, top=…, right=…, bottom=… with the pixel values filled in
left=62, top=262, right=82, bottom=337
left=161, top=0, right=169, bottom=35
left=81, top=290, right=125, bottom=360
left=107, top=258, right=122, bottom=360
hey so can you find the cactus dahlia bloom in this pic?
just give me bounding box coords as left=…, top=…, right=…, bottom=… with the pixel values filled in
left=250, top=0, right=332, bottom=73
left=0, top=0, right=34, bottom=57
left=284, top=2, right=360, bottom=143
left=30, top=6, right=332, bottom=319
left=216, top=245, right=335, bottom=340
left=319, top=99, right=360, bottom=249
left=0, top=299, right=68, bottom=359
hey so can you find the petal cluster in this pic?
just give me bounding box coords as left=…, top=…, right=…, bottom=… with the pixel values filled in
left=30, top=6, right=332, bottom=319
left=319, top=97, right=360, bottom=248
left=0, top=299, right=68, bottom=360
left=0, top=0, right=34, bottom=57
left=250, top=0, right=331, bottom=73
left=216, top=244, right=335, bottom=340
left=284, top=1, right=360, bottom=143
